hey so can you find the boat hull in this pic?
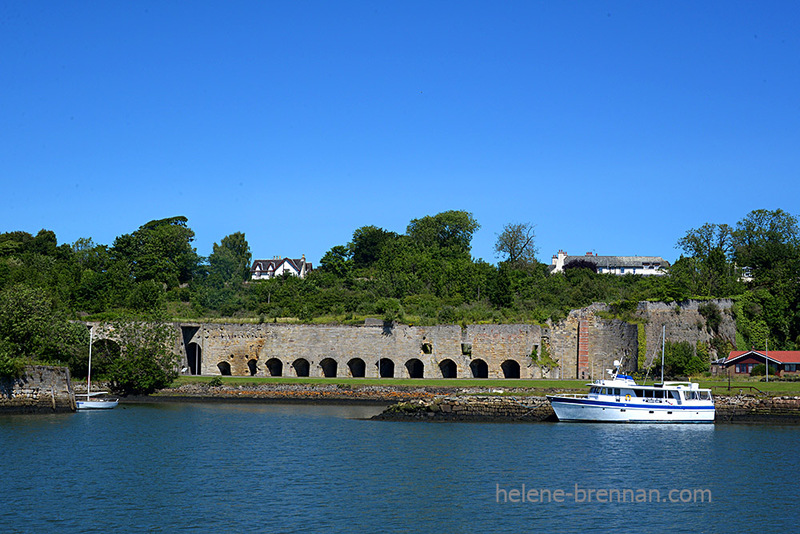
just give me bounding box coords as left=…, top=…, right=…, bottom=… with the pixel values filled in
left=547, top=396, right=714, bottom=423
left=76, top=399, right=119, bottom=410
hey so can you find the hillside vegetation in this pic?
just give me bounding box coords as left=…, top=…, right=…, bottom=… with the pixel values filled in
left=1, top=209, right=798, bottom=382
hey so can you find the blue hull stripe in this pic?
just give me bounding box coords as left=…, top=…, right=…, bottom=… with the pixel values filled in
left=547, top=396, right=715, bottom=411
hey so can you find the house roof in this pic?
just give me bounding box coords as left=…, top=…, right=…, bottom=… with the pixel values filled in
left=251, top=257, right=312, bottom=273
left=723, top=350, right=800, bottom=365
left=562, top=255, right=670, bottom=269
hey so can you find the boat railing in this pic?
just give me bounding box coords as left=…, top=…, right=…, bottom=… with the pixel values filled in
left=550, top=393, right=588, bottom=399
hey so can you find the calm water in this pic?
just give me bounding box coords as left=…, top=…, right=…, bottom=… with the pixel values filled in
left=1, top=402, right=798, bottom=533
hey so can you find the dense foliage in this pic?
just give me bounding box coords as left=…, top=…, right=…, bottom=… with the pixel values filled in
left=1, top=208, right=798, bottom=380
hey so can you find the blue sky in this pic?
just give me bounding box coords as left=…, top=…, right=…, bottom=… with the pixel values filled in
left=2, top=1, right=798, bottom=266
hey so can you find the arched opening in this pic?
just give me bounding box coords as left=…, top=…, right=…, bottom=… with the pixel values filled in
left=187, top=342, right=202, bottom=375
left=439, top=359, right=457, bottom=378
left=405, top=358, right=424, bottom=378
left=292, top=358, right=310, bottom=377
left=379, top=358, right=395, bottom=378
left=470, top=359, right=488, bottom=378
left=320, top=358, right=337, bottom=378
left=501, top=360, right=520, bottom=379
left=348, top=358, right=366, bottom=378
left=217, top=361, right=232, bottom=376
left=247, top=359, right=258, bottom=376
left=265, top=358, right=283, bottom=377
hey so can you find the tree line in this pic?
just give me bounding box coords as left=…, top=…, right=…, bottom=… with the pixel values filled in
left=1, top=209, right=798, bottom=384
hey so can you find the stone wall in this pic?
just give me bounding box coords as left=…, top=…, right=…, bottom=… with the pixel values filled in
left=183, top=322, right=543, bottom=379
left=637, top=299, right=736, bottom=364
left=715, top=394, right=800, bottom=423
left=0, top=365, right=76, bottom=414
left=550, top=304, right=639, bottom=379
left=88, top=298, right=738, bottom=380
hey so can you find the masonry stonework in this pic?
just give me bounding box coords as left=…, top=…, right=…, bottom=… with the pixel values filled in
left=181, top=323, right=544, bottom=379
left=636, top=299, right=735, bottom=364
left=89, top=299, right=737, bottom=380
left=0, top=365, right=76, bottom=414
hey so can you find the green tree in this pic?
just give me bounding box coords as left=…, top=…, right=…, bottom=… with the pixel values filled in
left=319, top=245, right=353, bottom=278
left=103, top=314, right=180, bottom=395
left=659, top=341, right=707, bottom=377
left=208, top=231, right=252, bottom=286
left=733, top=209, right=800, bottom=289
left=350, top=226, right=398, bottom=269
left=0, top=285, right=88, bottom=377
left=111, top=216, right=200, bottom=289
left=495, top=222, right=538, bottom=266
left=406, top=210, right=480, bottom=256
left=676, top=223, right=738, bottom=296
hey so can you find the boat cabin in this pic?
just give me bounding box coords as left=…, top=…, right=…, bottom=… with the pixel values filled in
left=589, top=380, right=713, bottom=404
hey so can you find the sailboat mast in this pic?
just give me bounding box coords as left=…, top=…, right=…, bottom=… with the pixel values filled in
left=660, top=325, right=665, bottom=384
left=87, top=326, right=93, bottom=397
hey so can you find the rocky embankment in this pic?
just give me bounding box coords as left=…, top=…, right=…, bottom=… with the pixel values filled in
left=372, top=394, right=800, bottom=423
left=144, top=382, right=444, bottom=404
left=372, top=395, right=556, bottom=422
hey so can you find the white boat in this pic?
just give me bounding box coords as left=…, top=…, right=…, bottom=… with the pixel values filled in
left=76, top=392, right=119, bottom=410
left=547, top=361, right=714, bottom=423
left=76, top=326, right=118, bottom=411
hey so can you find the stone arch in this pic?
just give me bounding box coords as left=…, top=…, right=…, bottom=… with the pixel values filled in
left=292, top=358, right=310, bottom=377
left=348, top=358, right=366, bottom=378
left=378, top=358, right=395, bottom=378
left=470, top=359, right=488, bottom=378
left=187, top=342, right=202, bottom=375
left=501, top=360, right=520, bottom=379
left=439, top=359, right=457, bottom=378
left=247, top=359, right=258, bottom=376
left=265, top=358, right=283, bottom=377
left=217, top=361, right=232, bottom=376
left=320, top=358, right=337, bottom=378
left=405, top=358, right=424, bottom=378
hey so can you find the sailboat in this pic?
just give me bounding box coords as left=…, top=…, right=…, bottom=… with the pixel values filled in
left=76, top=326, right=118, bottom=410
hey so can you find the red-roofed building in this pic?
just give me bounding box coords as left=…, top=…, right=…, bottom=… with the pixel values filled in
left=717, top=350, right=800, bottom=377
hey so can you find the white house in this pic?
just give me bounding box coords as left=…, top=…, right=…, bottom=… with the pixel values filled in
left=550, top=250, right=669, bottom=276
left=251, top=255, right=312, bottom=280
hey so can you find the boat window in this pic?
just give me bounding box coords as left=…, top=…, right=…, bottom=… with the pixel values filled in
left=655, top=390, right=664, bottom=399
left=699, top=391, right=711, bottom=401
left=601, top=388, right=607, bottom=395
left=590, top=387, right=598, bottom=394
left=670, top=390, right=682, bottom=402
left=633, top=389, right=643, bottom=397
left=613, top=388, right=621, bottom=396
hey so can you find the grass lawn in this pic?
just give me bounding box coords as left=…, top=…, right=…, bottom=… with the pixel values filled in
left=170, top=376, right=800, bottom=395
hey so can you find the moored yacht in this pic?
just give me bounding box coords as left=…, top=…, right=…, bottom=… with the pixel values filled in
left=547, top=361, right=715, bottom=423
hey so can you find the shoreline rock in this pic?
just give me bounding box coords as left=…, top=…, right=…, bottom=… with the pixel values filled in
left=372, top=394, right=800, bottom=424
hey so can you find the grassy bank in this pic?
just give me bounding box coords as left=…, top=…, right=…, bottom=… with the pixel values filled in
left=168, top=376, right=800, bottom=395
